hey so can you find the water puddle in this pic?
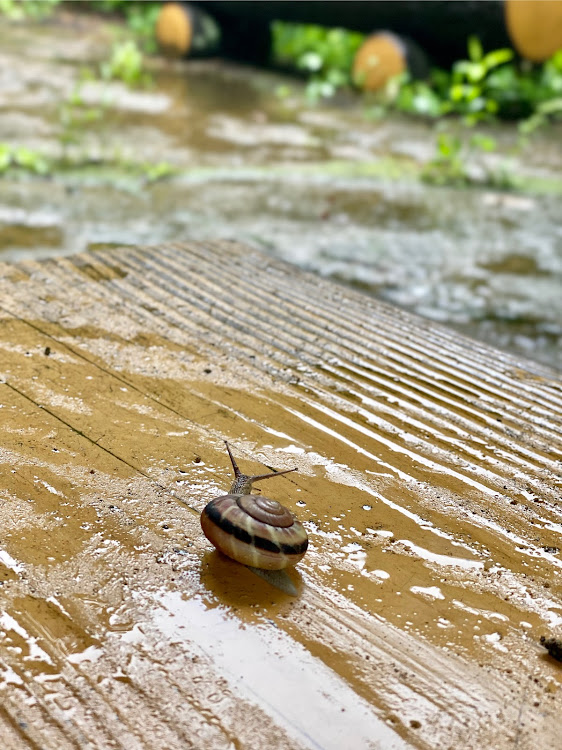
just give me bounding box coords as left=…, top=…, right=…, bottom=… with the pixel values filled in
left=138, top=590, right=408, bottom=750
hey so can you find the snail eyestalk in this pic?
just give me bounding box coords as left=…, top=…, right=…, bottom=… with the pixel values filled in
left=224, top=440, right=241, bottom=477
left=224, top=440, right=297, bottom=495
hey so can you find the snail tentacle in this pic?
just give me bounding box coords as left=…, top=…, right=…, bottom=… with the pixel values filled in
left=224, top=440, right=297, bottom=495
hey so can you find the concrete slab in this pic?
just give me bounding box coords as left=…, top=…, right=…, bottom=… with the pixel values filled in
left=0, top=241, right=561, bottom=748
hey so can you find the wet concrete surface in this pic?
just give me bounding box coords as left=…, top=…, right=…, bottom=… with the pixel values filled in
left=1, top=239, right=561, bottom=748
left=1, top=11, right=561, bottom=371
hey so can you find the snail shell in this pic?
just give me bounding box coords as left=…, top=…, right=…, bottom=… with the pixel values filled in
left=201, top=442, right=308, bottom=570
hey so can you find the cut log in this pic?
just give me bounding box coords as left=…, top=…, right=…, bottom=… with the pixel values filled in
left=504, top=0, right=562, bottom=62
left=156, top=1, right=221, bottom=58
left=352, top=32, right=429, bottom=91
left=157, top=0, right=271, bottom=63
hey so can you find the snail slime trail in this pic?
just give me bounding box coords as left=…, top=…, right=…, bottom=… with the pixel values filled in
left=201, top=442, right=308, bottom=573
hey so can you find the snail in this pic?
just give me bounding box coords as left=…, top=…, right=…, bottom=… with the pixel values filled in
left=201, top=441, right=308, bottom=570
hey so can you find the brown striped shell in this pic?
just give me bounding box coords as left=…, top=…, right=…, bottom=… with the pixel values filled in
left=200, top=442, right=308, bottom=570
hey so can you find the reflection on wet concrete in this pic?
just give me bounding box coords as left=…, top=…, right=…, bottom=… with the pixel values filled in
left=146, top=590, right=408, bottom=750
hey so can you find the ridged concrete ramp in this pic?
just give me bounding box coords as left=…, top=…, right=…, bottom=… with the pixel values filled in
left=1, top=241, right=561, bottom=749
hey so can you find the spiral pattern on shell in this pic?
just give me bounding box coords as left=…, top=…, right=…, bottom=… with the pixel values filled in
left=201, top=494, right=308, bottom=570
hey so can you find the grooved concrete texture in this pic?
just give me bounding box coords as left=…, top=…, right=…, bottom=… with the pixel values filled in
left=1, top=241, right=561, bottom=749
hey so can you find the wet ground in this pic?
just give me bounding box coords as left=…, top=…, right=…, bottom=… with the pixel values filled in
left=1, top=239, right=561, bottom=748
left=0, top=9, right=561, bottom=371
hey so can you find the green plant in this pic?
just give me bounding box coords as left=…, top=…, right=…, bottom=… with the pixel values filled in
left=391, top=39, right=562, bottom=128
left=272, top=22, right=364, bottom=100
left=518, top=50, right=562, bottom=134
left=123, top=3, right=160, bottom=53
left=382, top=37, right=517, bottom=123
left=0, top=144, right=49, bottom=174
left=0, top=0, right=61, bottom=19
left=89, top=1, right=160, bottom=52
left=376, top=73, right=446, bottom=117
left=57, top=76, right=106, bottom=159
left=141, top=160, right=175, bottom=182
left=272, top=22, right=562, bottom=134
left=423, top=132, right=466, bottom=184
left=100, top=40, right=150, bottom=86
left=446, top=37, right=514, bottom=122
left=56, top=39, right=150, bottom=166
left=422, top=130, right=514, bottom=188
left=519, top=97, right=562, bottom=135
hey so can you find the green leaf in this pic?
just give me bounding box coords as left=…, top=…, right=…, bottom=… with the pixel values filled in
left=482, top=48, right=513, bottom=70
left=470, top=133, right=497, bottom=151
left=298, top=51, right=323, bottom=72
left=0, top=143, right=11, bottom=172
left=536, top=97, right=562, bottom=115
left=468, top=36, right=483, bottom=63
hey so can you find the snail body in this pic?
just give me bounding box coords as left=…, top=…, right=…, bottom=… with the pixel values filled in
left=201, top=442, right=308, bottom=570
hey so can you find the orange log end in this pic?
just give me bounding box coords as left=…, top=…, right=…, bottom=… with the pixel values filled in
left=353, top=32, right=407, bottom=92
left=505, top=0, right=562, bottom=62
left=156, top=2, right=193, bottom=57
